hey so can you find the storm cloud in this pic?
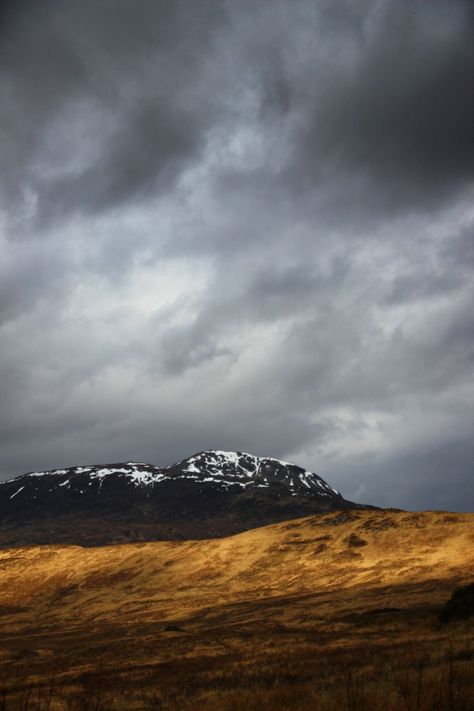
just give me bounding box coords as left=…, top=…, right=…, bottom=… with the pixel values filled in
left=0, top=0, right=473, bottom=510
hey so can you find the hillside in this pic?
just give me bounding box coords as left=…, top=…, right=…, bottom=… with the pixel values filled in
left=1, top=509, right=473, bottom=709
left=0, top=450, right=370, bottom=546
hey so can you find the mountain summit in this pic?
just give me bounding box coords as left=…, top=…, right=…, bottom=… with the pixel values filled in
left=0, top=450, right=371, bottom=547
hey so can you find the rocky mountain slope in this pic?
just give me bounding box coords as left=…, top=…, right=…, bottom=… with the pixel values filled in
left=0, top=450, right=371, bottom=546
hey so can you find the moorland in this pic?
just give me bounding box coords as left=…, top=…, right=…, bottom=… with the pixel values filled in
left=0, top=509, right=473, bottom=710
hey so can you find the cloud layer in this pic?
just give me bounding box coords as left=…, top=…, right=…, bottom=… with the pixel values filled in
left=1, top=0, right=473, bottom=509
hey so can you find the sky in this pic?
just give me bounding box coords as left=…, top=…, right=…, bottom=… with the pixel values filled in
left=0, top=0, right=473, bottom=510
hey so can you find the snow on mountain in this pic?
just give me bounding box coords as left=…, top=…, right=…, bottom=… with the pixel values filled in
left=177, top=450, right=340, bottom=496
left=5, top=450, right=340, bottom=498
left=0, top=450, right=372, bottom=547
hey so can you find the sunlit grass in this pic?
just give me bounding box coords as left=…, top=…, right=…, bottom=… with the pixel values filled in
left=0, top=510, right=473, bottom=709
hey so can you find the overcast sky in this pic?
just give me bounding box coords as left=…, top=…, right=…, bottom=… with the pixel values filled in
left=1, top=0, right=473, bottom=510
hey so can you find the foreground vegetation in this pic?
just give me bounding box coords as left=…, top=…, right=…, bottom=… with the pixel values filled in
left=1, top=610, right=473, bottom=710
left=0, top=510, right=473, bottom=709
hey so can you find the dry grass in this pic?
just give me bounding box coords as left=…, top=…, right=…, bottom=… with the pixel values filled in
left=0, top=510, right=473, bottom=709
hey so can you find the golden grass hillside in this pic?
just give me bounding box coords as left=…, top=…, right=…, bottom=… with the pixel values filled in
left=1, top=509, right=474, bottom=710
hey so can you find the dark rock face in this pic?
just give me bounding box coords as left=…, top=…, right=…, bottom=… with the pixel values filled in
left=0, top=450, right=372, bottom=546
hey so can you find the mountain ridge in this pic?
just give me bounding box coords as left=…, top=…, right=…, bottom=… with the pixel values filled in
left=4, top=450, right=341, bottom=495
left=0, top=449, right=373, bottom=547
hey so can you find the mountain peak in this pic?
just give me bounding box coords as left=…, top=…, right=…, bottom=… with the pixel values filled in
left=0, top=450, right=371, bottom=547
left=174, top=450, right=341, bottom=497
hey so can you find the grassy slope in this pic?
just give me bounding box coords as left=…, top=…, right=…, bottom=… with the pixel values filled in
left=0, top=509, right=473, bottom=709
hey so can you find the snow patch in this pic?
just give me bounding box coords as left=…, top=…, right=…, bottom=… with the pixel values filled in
left=9, top=486, right=25, bottom=499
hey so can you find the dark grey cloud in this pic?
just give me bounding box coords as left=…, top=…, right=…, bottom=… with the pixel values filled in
left=326, top=436, right=474, bottom=512
left=0, top=0, right=473, bottom=511
left=255, top=0, right=474, bottom=216
left=37, top=99, right=203, bottom=220
left=0, top=0, right=221, bottom=225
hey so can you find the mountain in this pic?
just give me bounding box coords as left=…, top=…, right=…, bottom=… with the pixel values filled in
left=0, top=450, right=372, bottom=546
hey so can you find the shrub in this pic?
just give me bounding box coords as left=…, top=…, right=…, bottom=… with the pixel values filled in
left=439, top=583, right=474, bottom=623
